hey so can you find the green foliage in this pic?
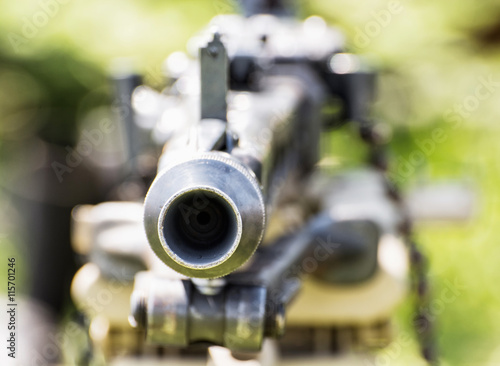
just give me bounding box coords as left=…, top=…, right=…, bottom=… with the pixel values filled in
left=0, top=0, right=499, bottom=364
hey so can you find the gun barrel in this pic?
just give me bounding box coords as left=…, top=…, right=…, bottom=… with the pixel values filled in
left=144, top=152, right=265, bottom=278
left=145, top=65, right=324, bottom=279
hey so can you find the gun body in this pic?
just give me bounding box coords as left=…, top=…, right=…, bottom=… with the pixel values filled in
left=69, top=13, right=411, bottom=366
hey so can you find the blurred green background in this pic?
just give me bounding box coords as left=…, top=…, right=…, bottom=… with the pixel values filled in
left=1, top=0, right=500, bottom=365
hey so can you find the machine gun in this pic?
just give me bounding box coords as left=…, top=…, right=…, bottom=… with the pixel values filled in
left=68, top=2, right=445, bottom=365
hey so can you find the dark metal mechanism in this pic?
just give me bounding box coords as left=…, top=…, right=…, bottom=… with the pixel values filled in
left=66, top=2, right=440, bottom=364
left=134, top=21, right=391, bottom=354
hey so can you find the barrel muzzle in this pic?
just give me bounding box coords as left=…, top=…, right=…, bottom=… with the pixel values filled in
left=144, top=152, right=266, bottom=278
